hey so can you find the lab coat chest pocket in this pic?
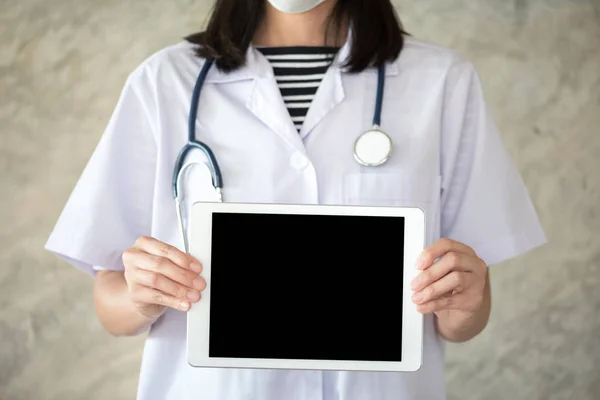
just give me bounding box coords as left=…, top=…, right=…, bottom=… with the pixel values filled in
left=343, top=172, right=441, bottom=245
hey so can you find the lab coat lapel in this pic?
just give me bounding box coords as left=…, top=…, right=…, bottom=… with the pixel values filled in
left=297, top=29, right=401, bottom=139
left=297, top=30, right=353, bottom=139
left=245, top=48, right=307, bottom=155
left=298, top=63, right=345, bottom=139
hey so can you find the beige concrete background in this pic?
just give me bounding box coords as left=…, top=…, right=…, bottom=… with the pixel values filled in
left=1, top=0, right=599, bottom=399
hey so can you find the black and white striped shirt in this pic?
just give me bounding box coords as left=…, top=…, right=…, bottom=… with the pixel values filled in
left=257, top=46, right=340, bottom=131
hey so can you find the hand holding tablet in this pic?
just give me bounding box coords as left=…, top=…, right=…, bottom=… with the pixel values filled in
left=121, top=236, right=206, bottom=319
left=186, top=202, right=425, bottom=372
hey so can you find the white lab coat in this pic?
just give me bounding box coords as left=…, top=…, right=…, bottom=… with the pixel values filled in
left=45, top=35, right=547, bottom=400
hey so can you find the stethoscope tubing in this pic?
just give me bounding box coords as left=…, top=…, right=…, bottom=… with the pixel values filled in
left=172, top=59, right=223, bottom=201
left=173, top=57, right=387, bottom=253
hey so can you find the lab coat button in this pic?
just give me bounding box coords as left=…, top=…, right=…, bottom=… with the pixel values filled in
left=290, top=152, right=309, bottom=170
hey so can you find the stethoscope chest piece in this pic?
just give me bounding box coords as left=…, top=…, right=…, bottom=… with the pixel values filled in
left=353, top=127, right=393, bottom=167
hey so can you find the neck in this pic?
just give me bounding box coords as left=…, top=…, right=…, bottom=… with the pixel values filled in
left=254, top=0, right=345, bottom=47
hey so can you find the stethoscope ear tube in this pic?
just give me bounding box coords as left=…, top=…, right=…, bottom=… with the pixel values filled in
left=372, top=63, right=385, bottom=127
left=172, top=59, right=223, bottom=201
left=172, top=143, right=223, bottom=200
left=173, top=59, right=223, bottom=253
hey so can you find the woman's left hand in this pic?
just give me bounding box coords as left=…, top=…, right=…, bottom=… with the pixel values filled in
left=410, top=238, right=487, bottom=317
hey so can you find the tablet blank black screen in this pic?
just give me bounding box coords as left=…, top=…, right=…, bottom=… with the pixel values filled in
left=208, top=212, right=405, bottom=362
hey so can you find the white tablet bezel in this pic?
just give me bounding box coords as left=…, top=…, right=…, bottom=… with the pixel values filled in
left=187, top=201, right=425, bottom=372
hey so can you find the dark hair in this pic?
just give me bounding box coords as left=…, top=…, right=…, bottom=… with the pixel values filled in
left=185, top=0, right=408, bottom=73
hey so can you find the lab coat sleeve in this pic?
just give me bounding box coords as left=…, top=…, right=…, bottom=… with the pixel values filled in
left=45, top=65, right=157, bottom=276
left=439, top=60, right=547, bottom=266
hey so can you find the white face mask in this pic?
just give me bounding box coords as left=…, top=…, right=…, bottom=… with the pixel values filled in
left=267, top=0, right=327, bottom=14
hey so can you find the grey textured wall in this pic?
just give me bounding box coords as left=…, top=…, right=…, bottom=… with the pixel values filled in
left=1, top=0, right=598, bottom=399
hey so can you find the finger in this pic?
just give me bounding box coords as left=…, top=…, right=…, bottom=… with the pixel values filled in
left=411, top=251, right=476, bottom=292
left=416, top=238, right=476, bottom=270
left=132, top=266, right=201, bottom=303
left=134, top=236, right=202, bottom=273
left=412, top=271, right=470, bottom=305
left=124, top=248, right=206, bottom=292
left=416, top=291, right=481, bottom=314
left=130, top=284, right=192, bottom=312
left=415, top=293, right=456, bottom=314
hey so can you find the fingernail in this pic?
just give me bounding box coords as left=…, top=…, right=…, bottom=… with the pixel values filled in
left=190, top=262, right=202, bottom=273
left=187, top=291, right=200, bottom=301
left=411, top=278, right=420, bottom=290
left=193, top=278, right=205, bottom=291
left=412, top=292, right=423, bottom=304
left=180, top=301, right=190, bottom=310
left=416, top=257, right=426, bottom=270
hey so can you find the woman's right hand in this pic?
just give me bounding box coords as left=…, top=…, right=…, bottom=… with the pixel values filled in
left=122, top=236, right=206, bottom=321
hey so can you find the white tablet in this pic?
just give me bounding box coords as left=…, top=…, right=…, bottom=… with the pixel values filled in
left=187, top=202, right=425, bottom=372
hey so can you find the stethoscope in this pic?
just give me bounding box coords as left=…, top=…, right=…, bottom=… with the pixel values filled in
left=173, top=58, right=391, bottom=253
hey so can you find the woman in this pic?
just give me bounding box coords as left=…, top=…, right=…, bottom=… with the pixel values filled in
left=45, top=0, right=547, bottom=399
